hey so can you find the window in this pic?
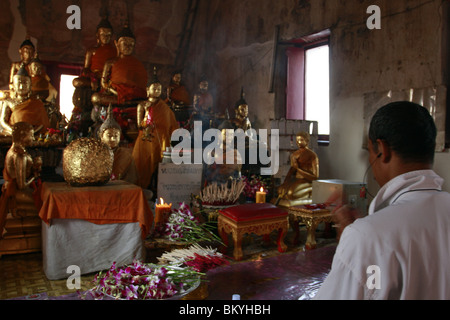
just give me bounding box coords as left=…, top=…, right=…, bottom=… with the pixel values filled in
left=60, top=74, right=78, bottom=120
left=285, top=31, right=330, bottom=142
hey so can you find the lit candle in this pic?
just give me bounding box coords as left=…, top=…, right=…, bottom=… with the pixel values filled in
left=255, top=187, right=266, bottom=203
left=155, top=198, right=172, bottom=224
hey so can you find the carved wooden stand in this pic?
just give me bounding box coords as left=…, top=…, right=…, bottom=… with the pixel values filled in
left=217, top=203, right=288, bottom=261
left=288, top=206, right=333, bottom=250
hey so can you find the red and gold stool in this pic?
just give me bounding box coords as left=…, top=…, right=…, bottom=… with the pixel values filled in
left=218, top=203, right=289, bottom=261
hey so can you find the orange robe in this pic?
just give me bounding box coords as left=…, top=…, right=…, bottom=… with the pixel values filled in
left=10, top=98, right=50, bottom=133
left=168, top=84, right=190, bottom=106
left=132, top=99, right=179, bottom=189
left=110, top=56, right=148, bottom=104
left=90, top=44, right=117, bottom=74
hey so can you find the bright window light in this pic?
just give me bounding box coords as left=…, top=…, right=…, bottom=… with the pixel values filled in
left=305, top=45, right=330, bottom=135
left=59, top=74, right=77, bottom=121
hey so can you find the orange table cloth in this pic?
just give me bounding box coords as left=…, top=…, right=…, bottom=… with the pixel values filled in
left=39, top=181, right=153, bottom=239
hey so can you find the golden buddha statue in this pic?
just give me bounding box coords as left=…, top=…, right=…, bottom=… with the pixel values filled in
left=0, top=122, right=42, bottom=241
left=132, top=69, right=179, bottom=189
left=1, top=65, right=50, bottom=136
left=91, top=23, right=148, bottom=106
left=74, top=17, right=117, bottom=91
left=98, top=105, right=138, bottom=184
left=9, top=37, right=36, bottom=91
left=275, top=131, right=319, bottom=207
left=232, top=88, right=253, bottom=133
left=29, top=54, right=58, bottom=102
left=204, top=123, right=243, bottom=185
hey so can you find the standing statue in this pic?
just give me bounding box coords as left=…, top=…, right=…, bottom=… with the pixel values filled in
left=0, top=122, right=42, bottom=240
left=1, top=65, right=50, bottom=136
left=132, top=69, right=179, bottom=189
left=275, top=131, right=319, bottom=207
left=98, top=105, right=138, bottom=184
left=91, top=23, right=148, bottom=106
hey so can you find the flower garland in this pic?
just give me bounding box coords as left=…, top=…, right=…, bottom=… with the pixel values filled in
left=82, top=260, right=201, bottom=300
left=161, top=203, right=221, bottom=244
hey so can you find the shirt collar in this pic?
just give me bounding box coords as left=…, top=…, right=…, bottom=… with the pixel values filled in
left=368, top=170, right=443, bottom=215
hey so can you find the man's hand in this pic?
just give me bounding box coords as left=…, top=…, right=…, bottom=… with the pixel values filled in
left=332, top=205, right=360, bottom=240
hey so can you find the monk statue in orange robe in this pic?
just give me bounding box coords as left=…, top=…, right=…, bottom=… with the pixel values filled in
left=91, top=23, right=148, bottom=107
left=1, top=65, right=50, bottom=136
left=98, top=105, right=138, bottom=184
left=166, top=70, right=191, bottom=108
left=132, top=69, right=179, bottom=189
left=73, top=17, right=117, bottom=92
left=28, top=54, right=58, bottom=102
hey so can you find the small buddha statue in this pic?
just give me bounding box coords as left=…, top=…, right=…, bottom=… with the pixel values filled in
left=193, top=76, right=213, bottom=114
left=9, top=37, right=36, bottom=91
left=204, top=122, right=243, bottom=186
left=28, top=54, right=58, bottom=103
left=91, top=23, right=148, bottom=106
left=98, top=105, right=138, bottom=184
left=74, top=17, right=117, bottom=91
left=0, top=122, right=42, bottom=236
left=132, top=68, right=179, bottom=189
left=166, top=70, right=191, bottom=108
left=232, top=87, right=253, bottom=133
left=275, top=131, right=319, bottom=207
left=1, top=65, right=50, bottom=136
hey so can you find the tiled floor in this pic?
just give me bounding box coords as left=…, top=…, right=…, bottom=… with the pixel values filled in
left=0, top=227, right=336, bottom=300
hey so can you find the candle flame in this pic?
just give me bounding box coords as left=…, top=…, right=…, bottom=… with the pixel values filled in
left=260, top=187, right=264, bottom=192
left=160, top=198, right=164, bottom=205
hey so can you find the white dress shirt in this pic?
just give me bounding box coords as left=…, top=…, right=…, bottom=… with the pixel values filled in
left=314, top=170, right=450, bottom=300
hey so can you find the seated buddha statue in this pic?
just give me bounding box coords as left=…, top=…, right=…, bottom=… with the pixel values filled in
left=232, top=87, right=253, bottom=133
left=1, top=65, right=50, bottom=136
left=74, top=17, right=117, bottom=92
left=0, top=122, right=42, bottom=238
left=275, top=131, right=319, bottom=207
left=91, top=23, right=148, bottom=107
left=98, top=105, right=138, bottom=184
left=132, top=69, right=179, bottom=189
left=166, top=70, right=191, bottom=108
left=28, top=54, right=58, bottom=103
left=9, top=37, right=36, bottom=91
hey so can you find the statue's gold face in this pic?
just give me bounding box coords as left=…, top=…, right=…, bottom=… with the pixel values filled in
left=296, top=135, right=308, bottom=148
left=148, top=83, right=162, bottom=98
left=19, top=45, right=35, bottom=63
left=101, top=128, right=121, bottom=149
left=13, top=75, right=32, bottom=97
left=20, top=128, right=35, bottom=147
left=116, top=37, right=135, bottom=56
left=237, top=104, right=248, bottom=118
left=97, top=28, right=112, bottom=45
left=29, top=62, right=42, bottom=77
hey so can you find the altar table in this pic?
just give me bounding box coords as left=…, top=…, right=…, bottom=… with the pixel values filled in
left=39, top=181, right=153, bottom=280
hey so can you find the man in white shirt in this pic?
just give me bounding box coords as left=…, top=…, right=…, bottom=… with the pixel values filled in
left=315, top=101, right=450, bottom=300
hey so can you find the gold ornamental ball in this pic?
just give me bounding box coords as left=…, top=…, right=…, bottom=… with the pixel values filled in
left=63, top=137, right=114, bottom=187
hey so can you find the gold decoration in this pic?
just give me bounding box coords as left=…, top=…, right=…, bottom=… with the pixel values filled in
left=63, top=137, right=113, bottom=187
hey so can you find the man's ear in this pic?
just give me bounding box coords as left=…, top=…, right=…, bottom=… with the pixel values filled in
left=377, top=139, right=391, bottom=163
